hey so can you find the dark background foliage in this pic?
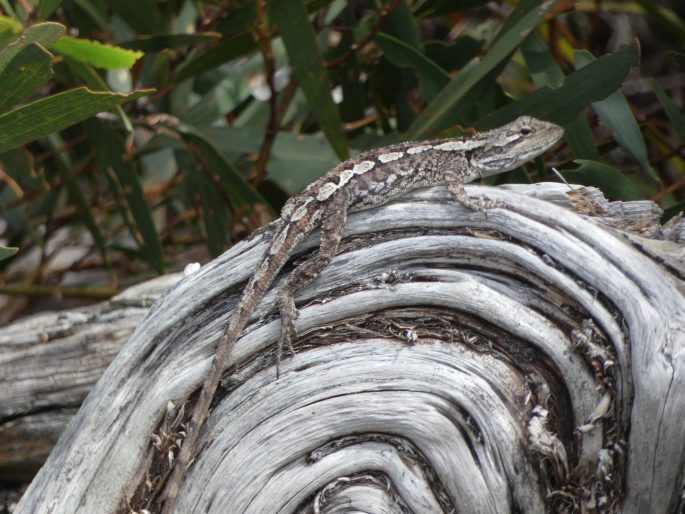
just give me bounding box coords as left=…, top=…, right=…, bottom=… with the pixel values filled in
left=0, top=0, right=683, bottom=323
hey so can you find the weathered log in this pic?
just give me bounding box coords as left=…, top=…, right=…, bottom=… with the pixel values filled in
left=7, top=184, right=685, bottom=513
left=0, top=274, right=182, bottom=483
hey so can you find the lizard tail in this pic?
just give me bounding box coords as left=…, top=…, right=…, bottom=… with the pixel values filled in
left=161, top=222, right=300, bottom=512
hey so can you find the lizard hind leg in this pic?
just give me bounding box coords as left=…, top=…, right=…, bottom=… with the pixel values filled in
left=276, top=192, right=350, bottom=372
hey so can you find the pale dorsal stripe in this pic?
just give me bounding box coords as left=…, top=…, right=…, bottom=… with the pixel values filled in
left=377, top=152, right=404, bottom=163
left=434, top=139, right=481, bottom=152
left=316, top=160, right=376, bottom=201
left=406, top=145, right=432, bottom=155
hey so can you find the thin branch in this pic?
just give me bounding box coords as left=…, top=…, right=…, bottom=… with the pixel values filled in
left=249, top=0, right=278, bottom=186
left=0, top=283, right=118, bottom=300
left=325, top=0, right=402, bottom=69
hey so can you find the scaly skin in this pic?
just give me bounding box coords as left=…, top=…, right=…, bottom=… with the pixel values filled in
left=160, top=116, right=564, bottom=512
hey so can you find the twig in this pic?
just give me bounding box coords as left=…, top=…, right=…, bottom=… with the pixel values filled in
left=249, top=0, right=279, bottom=186
left=0, top=284, right=118, bottom=299
left=325, top=0, right=402, bottom=69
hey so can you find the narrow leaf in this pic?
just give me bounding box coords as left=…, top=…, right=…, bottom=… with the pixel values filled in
left=563, top=117, right=599, bottom=160
left=198, top=171, right=232, bottom=257
left=118, top=32, right=220, bottom=53
left=0, top=22, right=64, bottom=74
left=575, top=50, right=653, bottom=176
left=271, top=0, right=349, bottom=160
left=407, top=0, right=560, bottom=138
left=178, top=149, right=232, bottom=256
left=521, top=33, right=597, bottom=159
left=53, top=36, right=143, bottom=70
left=0, top=87, right=152, bottom=153
left=0, top=14, right=22, bottom=49
left=375, top=32, right=449, bottom=100
left=62, top=58, right=134, bottom=133
left=652, top=79, right=685, bottom=142
left=107, top=0, right=165, bottom=34
left=0, top=43, right=53, bottom=114
left=48, top=133, right=112, bottom=273
left=174, top=32, right=256, bottom=83
left=87, top=120, right=165, bottom=273
left=474, top=42, right=640, bottom=129
left=176, top=125, right=267, bottom=210
left=662, top=200, right=685, bottom=222
left=521, top=32, right=563, bottom=88
left=0, top=246, right=18, bottom=261
left=37, top=0, right=63, bottom=20
left=563, top=160, right=642, bottom=201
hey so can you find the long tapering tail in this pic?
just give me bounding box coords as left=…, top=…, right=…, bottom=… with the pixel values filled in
left=160, top=221, right=304, bottom=512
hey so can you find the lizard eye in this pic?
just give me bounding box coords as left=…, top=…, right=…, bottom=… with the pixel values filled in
left=520, top=126, right=533, bottom=136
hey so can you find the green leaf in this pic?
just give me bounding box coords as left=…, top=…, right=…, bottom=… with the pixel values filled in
left=574, top=50, right=654, bottom=177
left=0, top=22, right=65, bottom=74
left=53, top=36, right=143, bottom=70
left=652, top=79, right=685, bottom=142
left=563, top=116, right=599, bottom=160
left=70, top=0, right=109, bottom=31
left=271, top=0, right=349, bottom=160
left=521, top=32, right=597, bottom=159
left=563, top=160, right=642, bottom=201
left=375, top=32, right=449, bottom=100
left=47, top=132, right=112, bottom=273
left=383, top=0, right=421, bottom=47
left=474, top=42, right=640, bottom=129
left=176, top=125, right=268, bottom=211
left=174, top=31, right=256, bottom=83
left=0, top=14, right=22, bottom=49
left=37, top=0, right=63, bottom=20
left=406, top=0, right=561, bottom=138
left=0, top=43, right=54, bottom=114
left=62, top=58, right=134, bottom=133
left=632, top=0, right=685, bottom=41
left=0, top=147, right=42, bottom=190
left=521, top=31, right=563, bottom=88
left=425, top=37, right=483, bottom=72
left=118, top=32, right=220, bottom=53
left=662, top=200, right=685, bottom=222
left=86, top=120, right=165, bottom=273
left=177, top=148, right=232, bottom=256
left=0, top=87, right=152, bottom=153
left=0, top=245, right=18, bottom=261
left=198, top=169, right=232, bottom=257
left=197, top=126, right=340, bottom=195
left=107, top=0, right=165, bottom=34
left=148, top=48, right=173, bottom=87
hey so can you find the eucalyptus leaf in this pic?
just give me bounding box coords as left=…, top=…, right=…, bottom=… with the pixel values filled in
left=271, top=0, right=349, bottom=160
left=0, top=88, right=152, bottom=153
left=0, top=43, right=54, bottom=114
left=53, top=36, right=144, bottom=70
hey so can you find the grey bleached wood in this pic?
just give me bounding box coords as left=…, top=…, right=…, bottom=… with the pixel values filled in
left=0, top=274, right=182, bottom=482
left=10, top=183, right=685, bottom=514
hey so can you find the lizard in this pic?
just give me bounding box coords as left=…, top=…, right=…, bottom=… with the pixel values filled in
left=160, top=115, right=564, bottom=511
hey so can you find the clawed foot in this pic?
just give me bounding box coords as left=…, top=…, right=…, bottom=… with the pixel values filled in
left=456, top=194, right=505, bottom=217
left=446, top=180, right=504, bottom=213
left=475, top=194, right=505, bottom=211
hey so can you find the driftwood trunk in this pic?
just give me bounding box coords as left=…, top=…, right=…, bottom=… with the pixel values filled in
left=4, top=184, right=685, bottom=513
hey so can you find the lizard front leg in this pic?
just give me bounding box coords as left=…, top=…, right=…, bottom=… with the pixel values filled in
left=447, top=176, right=503, bottom=211
left=277, top=190, right=350, bottom=370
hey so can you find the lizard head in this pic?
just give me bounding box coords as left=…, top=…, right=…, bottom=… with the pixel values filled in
left=470, top=116, right=564, bottom=178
